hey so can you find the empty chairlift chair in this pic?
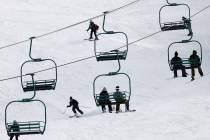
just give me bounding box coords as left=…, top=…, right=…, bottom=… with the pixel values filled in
left=94, top=12, right=129, bottom=61
left=21, top=37, right=57, bottom=92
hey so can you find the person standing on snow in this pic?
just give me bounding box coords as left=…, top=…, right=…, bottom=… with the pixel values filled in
left=67, top=96, right=83, bottom=117
left=86, top=20, right=99, bottom=40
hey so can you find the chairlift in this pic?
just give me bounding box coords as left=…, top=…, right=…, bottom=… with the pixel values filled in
left=5, top=99, right=47, bottom=136
left=21, top=37, right=57, bottom=92
left=94, top=11, right=128, bottom=61
left=159, top=2, right=191, bottom=31
left=168, top=40, right=202, bottom=71
left=93, top=72, right=131, bottom=107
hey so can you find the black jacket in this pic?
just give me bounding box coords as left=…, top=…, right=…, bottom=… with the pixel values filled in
left=67, top=99, right=79, bottom=107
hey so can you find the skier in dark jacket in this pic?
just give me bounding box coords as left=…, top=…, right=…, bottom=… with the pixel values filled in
left=9, top=120, right=19, bottom=140
left=86, top=20, right=99, bottom=40
left=99, top=87, right=112, bottom=113
left=189, top=50, right=203, bottom=80
left=182, top=16, right=193, bottom=36
left=67, top=96, right=83, bottom=117
left=171, top=51, right=187, bottom=78
left=113, top=86, right=129, bottom=113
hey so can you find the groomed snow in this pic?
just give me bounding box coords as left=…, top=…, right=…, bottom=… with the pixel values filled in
left=0, top=0, right=210, bottom=140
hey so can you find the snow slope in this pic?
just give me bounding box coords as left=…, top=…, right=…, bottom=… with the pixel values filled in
left=0, top=0, right=210, bottom=140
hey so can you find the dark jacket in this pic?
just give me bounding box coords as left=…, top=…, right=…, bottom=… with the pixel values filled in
left=9, top=122, right=19, bottom=132
left=87, top=22, right=98, bottom=31
left=189, top=54, right=201, bottom=67
left=99, top=90, right=110, bottom=104
left=113, top=91, right=126, bottom=103
left=171, top=56, right=183, bottom=69
left=67, top=99, right=79, bottom=108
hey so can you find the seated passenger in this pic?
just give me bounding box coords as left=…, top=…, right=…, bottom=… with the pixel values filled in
left=171, top=51, right=187, bottom=78
left=9, top=120, right=20, bottom=140
left=113, top=86, right=129, bottom=113
left=99, top=87, right=112, bottom=113
left=189, top=50, right=203, bottom=81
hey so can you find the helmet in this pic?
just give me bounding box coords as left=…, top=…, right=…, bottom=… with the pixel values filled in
left=116, top=86, right=119, bottom=90
left=102, top=87, right=107, bottom=91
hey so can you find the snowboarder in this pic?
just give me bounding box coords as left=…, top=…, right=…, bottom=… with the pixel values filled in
left=182, top=16, right=193, bottom=36
left=67, top=96, right=83, bottom=117
left=86, top=20, right=99, bottom=40
left=9, top=120, right=19, bottom=140
left=99, top=87, right=112, bottom=113
left=113, top=86, right=129, bottom=113
left=171, top=51, right=187, bottom=78
left=189, top=50, right=203, bottom=81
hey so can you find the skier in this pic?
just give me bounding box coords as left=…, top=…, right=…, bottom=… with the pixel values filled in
left=9, top=120, right=19, bottom=140
left=99, top=87, right=112, bottom=113
left=189, top=50, right=203, bottom=81
left=86, top=20, right=99, bottom=40
left=67, top=96, right=83, bottom=117
left=113, top=86, right=129, bottom=113
left=182, top=16, right=193, bottom=36
left=171, top=51, right=187, bottom=78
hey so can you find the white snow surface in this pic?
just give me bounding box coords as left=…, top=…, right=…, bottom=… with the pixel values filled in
left=0, top=0, right=210, bottom=140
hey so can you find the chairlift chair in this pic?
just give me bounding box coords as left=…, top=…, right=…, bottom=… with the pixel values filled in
left=21, top=37, right=58, bottom=92
left=168, top=40, right=202, bottom=71
left=94, top=12, right=129, bottom=61
left=93, top=72, right=131, bottom=106
left=5, top=99, right=47, bottom=136
left=159, top=2, right=191, bottom=31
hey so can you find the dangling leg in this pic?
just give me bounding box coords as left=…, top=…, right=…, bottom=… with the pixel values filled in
left=187, top=23, right=193, bottom=36
left=15, top=135, right=19, bottom=140
left=116, top=104, right=120, bottom=113
left=108, top=104, right=112, bottom=113
left=173, top=69, right=178, bottom=78
left=198, top=66, right=203, bottom=76
left=10, top=135, right=14, bottom=140
left=101, top=105, right=106, bottom=112
left=125, top=101, right=130, bottom=111
left=182, top=67, right=187, bottom=77
left=191, top=67, right=195, bottom=81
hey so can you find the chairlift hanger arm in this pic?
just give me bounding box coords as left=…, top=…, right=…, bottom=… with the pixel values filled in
left=29, top=37, right=42, bottom=61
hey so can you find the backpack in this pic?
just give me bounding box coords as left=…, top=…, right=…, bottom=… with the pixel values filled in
left=95, top=24, right=99, bottom=30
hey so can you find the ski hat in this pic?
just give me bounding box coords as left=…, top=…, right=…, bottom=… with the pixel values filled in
left=175, top=51, right=178, bottom=56
left=70, top=96, right=73, bottom=100
left=13, top=120, right=17, bottom=124
left=193, top=50, right=197, bottom=55
left=102, top=87, right=107, bottom=91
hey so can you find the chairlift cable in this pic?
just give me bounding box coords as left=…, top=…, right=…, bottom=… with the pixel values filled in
left=0, top=5, right=209, bottom=83
left=0, top=0, right=141, bottom=51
